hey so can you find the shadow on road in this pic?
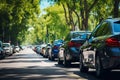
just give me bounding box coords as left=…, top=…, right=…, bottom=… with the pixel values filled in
left=55, top=63, right=79, bottom=68
left=73, top=68, right=120, bottom=80
left=1, top=49, right=120, bottom=80
left=0, top=66, right=79, bottom=80
left=56, top=63, right=120, bottom=80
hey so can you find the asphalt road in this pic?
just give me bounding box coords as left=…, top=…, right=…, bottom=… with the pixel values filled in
left=0, top=48, right=120, bottom=80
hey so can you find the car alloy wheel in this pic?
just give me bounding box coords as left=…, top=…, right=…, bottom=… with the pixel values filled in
left=79, top=54, right=88, bottom=72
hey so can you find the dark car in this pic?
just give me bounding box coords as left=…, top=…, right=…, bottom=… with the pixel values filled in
left=0, top=41, right=5, bottom=59
left=44, top=43, right=52, bottom=58
left=58, top=31, right=91, bottom=67
left=79, top=18, right=120, bottom=77
left=48, top=39, right=63, bottom=61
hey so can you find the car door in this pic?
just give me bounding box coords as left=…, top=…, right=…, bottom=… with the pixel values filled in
left=82, top=24, right=101, bottom=67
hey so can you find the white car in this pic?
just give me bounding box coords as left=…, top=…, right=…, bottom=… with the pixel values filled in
left=3, top=43, right=13, bottom=55
left=15, top=46, right=20, bottom=52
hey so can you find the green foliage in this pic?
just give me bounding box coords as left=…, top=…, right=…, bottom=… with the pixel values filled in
left=0, top=0, right=119, bottom=45
left=0, top=0, right=41, bottom=45
left=23, top=0, right=120, bottom=44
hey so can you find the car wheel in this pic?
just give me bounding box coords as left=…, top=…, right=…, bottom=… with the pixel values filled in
left=63, top=54, right=71, bottom=67
left=48, top=56, right=51, bottom=60
left=51, top=56, right=55, bottom=61
left=58, top=57, right=63, bottom=65
left=48, top=52, right=52, bottom=60
left=79, top=54, right=88, bottom=73
left=95, top=55, right=104, bottom=78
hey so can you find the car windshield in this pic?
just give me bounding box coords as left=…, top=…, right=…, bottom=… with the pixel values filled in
left=3, top=44, right=10, bottom=47
left=113, top=21, right=120, bottom=32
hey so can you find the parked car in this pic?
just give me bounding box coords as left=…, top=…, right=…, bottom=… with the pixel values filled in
left=0, top=41, right=5, bottom=59
left=40, top=44, right=47, bottom=56
left=58, top=31, right=91, bottom=67
left=33, top=45, right=39, bottom=53
left=48, top=39, right=63, bottom=61
left=14, top=46, right=20, bottom=52
left=44, top=43, right=52, bottom=58
left=3, top=43, right=13, bottom=55
left=79, top=18, right=120, bottom=77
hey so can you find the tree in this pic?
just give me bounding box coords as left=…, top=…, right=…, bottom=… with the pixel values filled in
left=0, top=0, right=41, bottom=45
left=55, top=0, right=99, bottom=30
left=113, top=0, right=120, bottom=18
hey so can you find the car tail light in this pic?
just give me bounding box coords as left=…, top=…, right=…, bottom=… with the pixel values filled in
left=68, top=41, right=81, bottom=47
left=106, top=38, right=120, bottom=47
left=53, top=46, right=58, bottom=49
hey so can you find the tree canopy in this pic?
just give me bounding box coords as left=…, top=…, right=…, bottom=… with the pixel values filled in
left=0, top=0, right=120, bottom=45
left=0, top=0, right=41, bottom=45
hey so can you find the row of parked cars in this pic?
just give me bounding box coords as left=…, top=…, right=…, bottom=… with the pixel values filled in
left=34, top=18, right=120, bottom=78
left=0, top=41, right=22, bottom=59
left=33, top=39, right=64, bottom=60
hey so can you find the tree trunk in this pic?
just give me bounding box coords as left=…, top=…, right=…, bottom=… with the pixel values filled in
left=62, top=3, right=70, bottom=25
left=72, top=0, right=80, bottom=31
left=113, top=0, right=119, bottom=18
left=67, top=2, right=75, bottom=31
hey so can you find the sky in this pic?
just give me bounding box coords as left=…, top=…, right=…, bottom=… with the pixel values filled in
left=40, top=0, right=54, bottom=15
left=40, top=0, right=51, bottom=10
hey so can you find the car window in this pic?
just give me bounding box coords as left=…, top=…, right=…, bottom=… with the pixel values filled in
left=53, top=40, right=63, bottom=45
left=72, top=32, right=82, bottom=38
left=113, top=21, right=120, bottom=32
left=89, top=24, right=100, bottom=38
left=94, top=22, right=111, bottom=37
left=3, top=44, right=10, bottom=47
left=102, top=22, right=112, bottom=35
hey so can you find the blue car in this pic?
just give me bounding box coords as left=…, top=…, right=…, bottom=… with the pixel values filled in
left=48, top=39, right=63, bottom=61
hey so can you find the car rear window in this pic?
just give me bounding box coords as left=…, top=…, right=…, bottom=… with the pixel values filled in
left=72, top=32, right=91, bottom=39
left=114, top=21, right=120, bottom=32
left=53, top=40, right=63, bottom=44
left=72, top=32, right=83, bottom=38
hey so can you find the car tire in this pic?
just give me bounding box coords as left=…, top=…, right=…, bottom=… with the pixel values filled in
left=51, top=56, right=55, bottom=61
left=58, top=58, right=63, bottom=65
left=48, top=56, right=51, bottom=60
left=95, top=55, right=104, bottom=78
left=63, top=54, right=71, bottom=67
left=79, top=54, right=88, bottom=73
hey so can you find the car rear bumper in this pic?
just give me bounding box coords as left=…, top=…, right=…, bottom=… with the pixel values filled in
left=51, top=50, right=59, bottom=58
left=104, top=56, right=120, bottom=69
left=69, top=47, right=79, bottom=61
left=51, top=53, right=58, bottom=58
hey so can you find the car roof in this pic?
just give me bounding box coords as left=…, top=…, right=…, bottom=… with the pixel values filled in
left=70, top=30, right=91, bottom=33
left=70, top=31, right=91, bottom=34
left=106, top=18, right=120, bottom=23
left=3, top=43, right=10, bottom=44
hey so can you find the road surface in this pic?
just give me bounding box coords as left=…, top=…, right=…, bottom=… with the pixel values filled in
left=0, top=48, right=120, bottom=80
